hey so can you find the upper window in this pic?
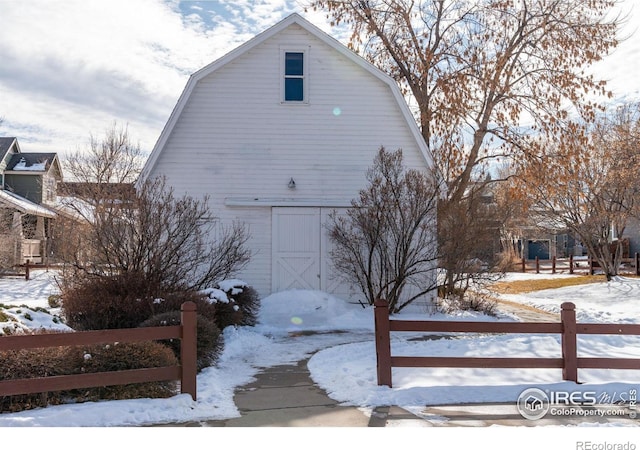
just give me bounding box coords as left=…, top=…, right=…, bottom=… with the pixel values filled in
left=282, top=50, right=307, bottom=103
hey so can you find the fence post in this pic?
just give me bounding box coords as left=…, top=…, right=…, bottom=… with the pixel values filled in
left=569, top=254, right=574, bottom=275
left=561, top=302, right=578, bottom=383
left=374, top=299, right=392, bottom=387
left=535, top=256, right=540, bottom=274
left=589, top=257, right=594, bottom=275
left=636, top=253, right=639, bottom=277
left=25, top=259, right=30, bottom=281
left=552, top=256, right=556, bottom=274
left=180, top=301, right=197, bottom=401
left=521, top=257, right=526, bottom=273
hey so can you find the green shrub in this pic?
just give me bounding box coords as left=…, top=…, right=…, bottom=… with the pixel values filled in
left=66, top=341, right=179, bottom=401
left=47, top=295, right=62, bottom=308
left=61, top=273, right=156, bottom=330
left=0, top=309, right=10, bottom=323
left=61, top=272, right=214, bottom=330
left=0, top=331, right=76, bottom=412
left=0, top=335, right=180, bottom=413
left=139, top=311, right=223, bottom=371
left=203, top=280, right=260, bottom=329
left=151, top=291, right=218, bottom=324
left=226, top=283, right=260, bottom=327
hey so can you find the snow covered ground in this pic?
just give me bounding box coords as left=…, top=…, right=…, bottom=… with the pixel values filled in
left=1, top=270, right=639, bottom=447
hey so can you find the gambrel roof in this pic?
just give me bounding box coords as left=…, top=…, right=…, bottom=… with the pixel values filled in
left=139, top=13, right=430, bottom=184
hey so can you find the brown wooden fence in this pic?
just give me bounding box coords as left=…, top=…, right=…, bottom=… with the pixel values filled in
left=0, top=301, right=198, bottom=400
left=0, top=259, right=33, bottom=280
left=521, top=253, right=640, bottom=276
left=374, top=299, right=640, bottom=387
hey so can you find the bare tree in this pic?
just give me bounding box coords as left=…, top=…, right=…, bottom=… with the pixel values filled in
left=328, top=148, right=438, bottom=313
left=519, top=103, right=640, bottom=280
left=308, top=0, right=621, bottom=295
left=65, top=122, right=143, bottom=185
left=58, top=124, right=251, bottom=291
left=56, top=122, right=144, bottom=268
left=309, top=0, right=619, bottom=196
left=64, top=176, right=251, bottom=291
left=61, top=122, right=144, bottom=220
left=491, top=164, right=533, bottom=265
left=438, top=181, right=506, bottom=296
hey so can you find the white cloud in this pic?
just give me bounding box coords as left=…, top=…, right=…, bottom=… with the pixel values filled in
left=0, top=0, right=302, bottom=154
left=589, top=1, right=640, bottom=101
left=0, top=0, right=637, bottom=158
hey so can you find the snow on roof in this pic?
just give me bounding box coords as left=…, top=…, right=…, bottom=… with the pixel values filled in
left=6, top=152, right=57, bottom=172
left=0, top=189, right=57, bottom=218
left=12, top=157, right=46, bottom=171
left=55, top=196, right=95, bottom=223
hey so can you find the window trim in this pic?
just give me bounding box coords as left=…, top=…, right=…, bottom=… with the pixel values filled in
left=280, top=47, right=309, bottom=104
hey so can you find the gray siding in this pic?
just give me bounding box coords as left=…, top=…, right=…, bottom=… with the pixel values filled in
left=626, top=219, right=640, bottom=256
left=5, top=174, right=42, bottom=204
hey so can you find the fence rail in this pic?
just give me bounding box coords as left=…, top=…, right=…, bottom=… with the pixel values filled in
left=374, top=300, right=640, bottom=387
left=521, top=253, right=640, bottom=276
left=0, top=301, right=198, bottom=400
left=0, top=259, right=34, bottom=280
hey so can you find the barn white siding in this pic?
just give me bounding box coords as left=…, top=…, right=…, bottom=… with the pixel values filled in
left=141, top=15, right=434, bottom=301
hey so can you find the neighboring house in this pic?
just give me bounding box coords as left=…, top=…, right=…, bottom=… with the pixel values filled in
left=53, top=181, right=136, bottom=266
left=139, top=14, right=435, bottom=302
left=622, top=218, right=640, bottom=258
left=0, top=137, right=61, bottom=266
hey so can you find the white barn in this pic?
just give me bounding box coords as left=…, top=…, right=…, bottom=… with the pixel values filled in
left=140, top=13, right=435, bottom=303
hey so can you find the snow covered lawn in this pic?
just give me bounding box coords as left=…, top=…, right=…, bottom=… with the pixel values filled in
left=0, top=270, right=639, bottom=430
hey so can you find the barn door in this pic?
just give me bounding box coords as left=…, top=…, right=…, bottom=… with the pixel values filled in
left=272, top=208, right=321, bottom=291
left=320, top=208, right=353, bottom=299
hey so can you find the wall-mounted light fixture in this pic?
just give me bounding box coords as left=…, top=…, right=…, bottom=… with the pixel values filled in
left=288, top=177, right=296, bottom=189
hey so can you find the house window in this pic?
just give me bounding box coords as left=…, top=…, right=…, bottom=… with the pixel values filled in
left=282, top=50, right=307, bottom=103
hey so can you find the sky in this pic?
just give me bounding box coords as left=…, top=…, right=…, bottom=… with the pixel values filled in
left=1, top=270, right=640, bottom=447
left=0, top=0, right=639, bottom=161
left=0, top=0, right=336, bottom=157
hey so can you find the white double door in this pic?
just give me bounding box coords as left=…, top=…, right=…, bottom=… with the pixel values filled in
left=271, top=207, right=351, bottom=297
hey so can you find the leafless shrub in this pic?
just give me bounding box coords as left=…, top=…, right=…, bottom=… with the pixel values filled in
left=327, top=147, right=438, bottom=313
left=59, top=175, right=251, bottom=292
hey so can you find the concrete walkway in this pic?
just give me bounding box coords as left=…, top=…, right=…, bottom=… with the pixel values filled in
left=170, top=351, right=638, bottom=427
left=160, top=301, right=638, bottom=427
left=171, top=359, right=428, bottom=427
left=201, top=359, right=371, bottom=427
